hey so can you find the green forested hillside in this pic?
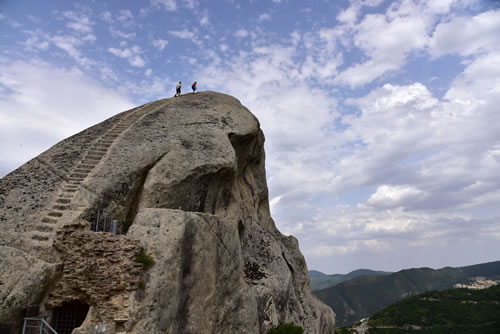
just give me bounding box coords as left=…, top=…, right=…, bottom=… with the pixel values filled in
left=364, top=285, right=500, bottom=333
left=313, top=260, right=500, bottom=327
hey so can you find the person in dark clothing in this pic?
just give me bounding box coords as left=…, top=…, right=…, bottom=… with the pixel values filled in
left=175, top=81, right=182, bottom=97
left=192, top=81, right=197, bottom=93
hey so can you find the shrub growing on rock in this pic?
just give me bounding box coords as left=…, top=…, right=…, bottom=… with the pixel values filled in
left=267, top=323, right=304, bottom=334
left=135, top=247, right=154, bottom=270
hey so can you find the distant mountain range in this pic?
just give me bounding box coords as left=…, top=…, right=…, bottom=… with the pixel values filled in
left=311, top=260, right=500, bottom=327
left=309, top=269, right=391, bottom=291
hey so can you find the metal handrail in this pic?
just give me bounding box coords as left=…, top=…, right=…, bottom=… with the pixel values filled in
left=22, top=317, right=58, bottom=334
left=93, top=209, right=118, bottom=234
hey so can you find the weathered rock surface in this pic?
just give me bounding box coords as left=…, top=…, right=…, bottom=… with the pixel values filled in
left=0, top=92, right=335, bottom=333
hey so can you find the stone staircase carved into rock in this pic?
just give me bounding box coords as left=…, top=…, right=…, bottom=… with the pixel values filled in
left=29, top=103, right=154, bottom=247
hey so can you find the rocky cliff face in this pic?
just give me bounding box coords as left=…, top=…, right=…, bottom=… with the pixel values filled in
left=0, top=92, right=335, bottom=333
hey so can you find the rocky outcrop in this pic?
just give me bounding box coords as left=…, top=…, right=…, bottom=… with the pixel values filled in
left=0, top=92, right=335, bottom=333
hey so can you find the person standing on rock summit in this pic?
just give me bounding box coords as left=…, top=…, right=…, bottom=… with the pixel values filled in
left=175, top=81, right=182, bottom=97
left=192, top=81, right=197, bottom=93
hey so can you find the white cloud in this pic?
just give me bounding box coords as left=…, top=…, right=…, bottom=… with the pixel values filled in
left=117, top=9, right=134, bottom=23
left=219, top=44, right=229, bottom=52
left=425, top=0, right=475, bottom=16
left=108, top=45, right=146, bottom=67
left=0, top=60, right=133, bottom=177
left=152, top=38, right=168, bottom=50
left=168, top=29, right=195, bottom=39
left=367, top=185, right=427, bottom=208
left=151, top=0, right=177, bottom=11
left=430, top=10, right=500, bottom=58
left=101, top=11, right=113, bottom=23
left=52, top=35, right=94, bottom=66
left=184, top=0, right=199, bottom=9
left=200, top=13, right=209, bottom=26
left=145, top=68, right=153, bottom=77
left=445, top=51, right=500, bottom=101
left=67, top=21, right=92, bottom=34
left=337, top=0, right=384, bottom=25
left=59, top=10, right=93, bottom=34
left=234, top=29, right=248, bottom=38
left=23, top=30, right=50, bottom=51
left=258, top=12, right=272, bottom=22
left=336, top=3, right=430, bottom=87
left=110, top=27, right=136, bottom=39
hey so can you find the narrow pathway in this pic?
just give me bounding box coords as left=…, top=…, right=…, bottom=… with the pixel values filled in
left=29, top=103, right=153, bottom=246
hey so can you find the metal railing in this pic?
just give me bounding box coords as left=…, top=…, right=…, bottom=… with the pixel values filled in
left=22, top=318, right=58, bottom=334
left=92, top=209, right=118, bottom=235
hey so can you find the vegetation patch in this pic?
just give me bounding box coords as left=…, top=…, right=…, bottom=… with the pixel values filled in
left=365, top=286, right=500, bottom=332
left=267, top=323, right=304, bottom=334
left=135, top=248, right=155, bottom=270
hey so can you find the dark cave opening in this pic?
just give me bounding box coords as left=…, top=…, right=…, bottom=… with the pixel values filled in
left=52, top=301, right=89, bottom=334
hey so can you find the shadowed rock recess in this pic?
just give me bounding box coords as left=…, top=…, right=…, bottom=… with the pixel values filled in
left=0, top=92, right=335, bottom=333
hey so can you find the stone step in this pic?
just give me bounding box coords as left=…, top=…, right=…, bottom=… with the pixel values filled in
left=63, top=188, right=78, bottom=193
left=47, top=211, right=63, bottom=217
left=31, top=233, right=50, bottom=241
left=69, top=176, right=85, bottom=180
left=80, top=159, right=99, bottom=165
left=56, top=198, right=71, bottom=204
left=53, top=204, right=70, bottom=210
left=72, top=172, right=90, bottom=177
left=79, top=163, right=95, bottom=168
left=41, top=217, right=58, bottom=224
left=87, top=151, right=105, bottom=157
left=85, top=157, right=103, bottom=162
left=80, top=160, right=98, bottom=166
left=72, top=170, right=91, bottom=176
left=68, top=180, right=81, bottom=185
left=70, top=173, right=88, bottom=178
left=34, top=224, right=54, bottom=232
left=94, top=141, right=114, bottom=150
left=87, top=151, right=106, bottom=156
left=60, top=194, right=74, bottom=198
left=74, top=167, right=93, bottom=172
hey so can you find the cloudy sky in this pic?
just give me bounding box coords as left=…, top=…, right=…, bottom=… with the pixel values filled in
left=1, top=0, right=500, bottom=274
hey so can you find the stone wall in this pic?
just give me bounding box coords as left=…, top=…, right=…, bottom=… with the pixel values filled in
left=48, top=221, right=143, bottom=323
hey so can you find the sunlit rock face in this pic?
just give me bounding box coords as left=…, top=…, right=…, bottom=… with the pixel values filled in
left=0, top=92, right=335, bottom=333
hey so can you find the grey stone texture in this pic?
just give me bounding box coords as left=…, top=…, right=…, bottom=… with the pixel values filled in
left=0, top=92, right=335, bottom=333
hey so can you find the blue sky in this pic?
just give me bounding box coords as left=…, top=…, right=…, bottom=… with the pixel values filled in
left=1, top=0, right=500, bottom=274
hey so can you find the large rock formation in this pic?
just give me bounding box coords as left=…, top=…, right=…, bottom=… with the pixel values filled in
left=0, top=92, right=335, bottom=333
